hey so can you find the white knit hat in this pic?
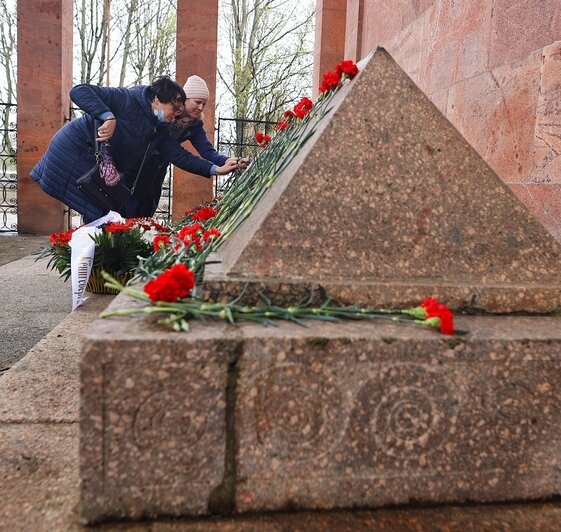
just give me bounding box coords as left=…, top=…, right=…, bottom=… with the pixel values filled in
left=183, top=75, right=210, bottom=100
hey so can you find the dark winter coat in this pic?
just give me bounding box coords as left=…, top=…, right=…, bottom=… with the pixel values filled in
left=129, top=116, right=229, bottom=217
left=31, top=84, right=214, bottom=221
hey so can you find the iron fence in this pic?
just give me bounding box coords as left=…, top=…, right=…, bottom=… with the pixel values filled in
left=0, top=102, right=17, bottom=232
left=215, top=116, right=276, bottom=195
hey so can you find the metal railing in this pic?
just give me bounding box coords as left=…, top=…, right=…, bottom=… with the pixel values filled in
left=215, top=116, right=276, bottom=195
left=0, top=102, right=17, bottom=232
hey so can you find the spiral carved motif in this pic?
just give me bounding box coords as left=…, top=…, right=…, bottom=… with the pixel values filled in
left=374, top=386, right=438, bottom=453
left=133, top=390, right=208, bottom=450
left=246, top=363, right=344, bottom=462
left=349, top=363, right=457, bottom=463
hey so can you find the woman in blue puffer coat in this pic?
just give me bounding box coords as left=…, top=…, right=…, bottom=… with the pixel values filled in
left=31, top=76, right=238, bottom=222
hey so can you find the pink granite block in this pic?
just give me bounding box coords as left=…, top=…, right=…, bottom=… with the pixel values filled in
left=447, top=51, right=541, bottom=184
left=80, top=305, right=233, bottom=524
left=79, top=299, right=561, bottom=520
left=429, top=87, right=448, bottom=117
left=489, top=0, right=561, bottom=70
left=384, top=13, right=425, bottom=84
left=361, top=0, right=403, bottom=55
left=235, top=317, right=561, bottom=513
left=531, top=41, right=561, bottom=185
left=509, top=184, right=561, bottom=243
left=420, top=0, right=492, bottom=94
left=401, top=0, right=434, bottom=28
left=344, top=0, right=364, bottom=61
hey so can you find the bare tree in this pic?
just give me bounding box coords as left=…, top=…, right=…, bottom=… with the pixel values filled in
left=218, top=0, right=315, bottom=131
left=127, top=0, right=177, bottom=85
left=0, top=0, right=16, bottom=155
left=116, top=0, right=139, bottom=86
left=73, top=0, right=177, bottom=87
left=0, top=0, right=16, bottom=102
left=74, top=0, right=107, bottom=83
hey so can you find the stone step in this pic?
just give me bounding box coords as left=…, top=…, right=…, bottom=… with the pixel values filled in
left=0, top=293, right=109, bottom=422
left=80, top=294, right=561, bottom=523
left=0, top=293, right=110, bottom=531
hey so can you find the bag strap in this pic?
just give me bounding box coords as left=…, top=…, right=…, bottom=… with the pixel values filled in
left=130, top=139, right=153, bottom=194
left=93, top=119, right=101, bottom=158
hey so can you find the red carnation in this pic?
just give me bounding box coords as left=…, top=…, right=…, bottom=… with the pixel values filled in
left=319, top=70, right=342, bottom=93
left=336, top=59, right=359, bottom=78
left=153, top=234, right=170, bottom=252
left=192, top=206, right=217, bottom=222
left=203, top=227, right=221, bottom=242
left=421, top=297, right=454, bottom=335
left=275, top=120, right=289, bottom=132
left=178, top=223, right=203, bottom=240
left=420, top=297, right=439, bottom=313
left=144, top=263, right=195, bottom=302
left=293, top=97, right=313, bottom=119
left=105, top=222, right=130, bottom=234
left=150, top=221, right=170, bottom=233
left=255, top=132, right=271, bottom=148
left=49, top=228, right=75, bottom=247
left=283, top=109, right=296, bottom=119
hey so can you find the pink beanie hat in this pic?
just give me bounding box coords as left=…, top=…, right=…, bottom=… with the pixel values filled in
left=183, top=75, right=210, bottom=100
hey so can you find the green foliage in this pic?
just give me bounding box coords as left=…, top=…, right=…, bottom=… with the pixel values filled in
left=90, top=226, right=153, bottom=276
left=36, top=222, right=156, bottom=281
left=35, top=242, right=73, bottom=281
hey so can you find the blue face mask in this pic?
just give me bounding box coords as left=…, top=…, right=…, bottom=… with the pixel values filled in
left=154, top=109, right=165, bottom=123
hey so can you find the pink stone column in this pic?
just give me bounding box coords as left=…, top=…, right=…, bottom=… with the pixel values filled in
left=173, top=0, right=219, bottom=221
left=313, top=0, right=348, bottom=98
left=17, top=0, right=73, bottom=234
left=344, top=0, right=364, bottom=61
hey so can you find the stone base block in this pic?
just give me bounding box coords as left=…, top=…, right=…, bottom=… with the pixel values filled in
left=79, top=302, right=236, bottom=524
left=80, top=294, right=561, bottom=523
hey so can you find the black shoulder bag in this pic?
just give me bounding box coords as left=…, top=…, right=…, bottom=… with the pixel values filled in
left=76, top=120, right=152, bottom=212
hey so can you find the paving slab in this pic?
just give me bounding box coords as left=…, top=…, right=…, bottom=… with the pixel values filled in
left=0, top=233, right=48, bottom=267
left=0, top=252, right=71, bottom=372
left=0, top=294, right=111, bottom=422
left=0, top=423, right=81, bottom=532
left=0, top=291, right=110, bottom=532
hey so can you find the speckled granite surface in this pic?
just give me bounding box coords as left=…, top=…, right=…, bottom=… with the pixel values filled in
left=208, top=48, right=561, bottom=313
left=80, top=293, right=561, bottom=522
left=80, top=48, right=561, bottom=524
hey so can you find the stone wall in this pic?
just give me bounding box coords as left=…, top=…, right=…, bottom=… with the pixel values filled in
left=341, top=0, right=561, bottom=241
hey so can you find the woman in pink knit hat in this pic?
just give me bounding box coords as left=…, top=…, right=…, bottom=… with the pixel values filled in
left=174, top=75, right=251, bottom=169
left=130, top=75, right=250, bottom=217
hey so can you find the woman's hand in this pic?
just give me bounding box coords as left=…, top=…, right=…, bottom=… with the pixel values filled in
left=227, top=156, right=251, bottom=169
left=97, top=118, right=117, bottom=142
left=215, top=160, right=239, bottom=175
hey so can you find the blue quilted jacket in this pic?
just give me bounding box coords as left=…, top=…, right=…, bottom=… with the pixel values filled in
left=130, top=118, right=229, bottom=217
left=31, top=84, right=214, bottom=221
